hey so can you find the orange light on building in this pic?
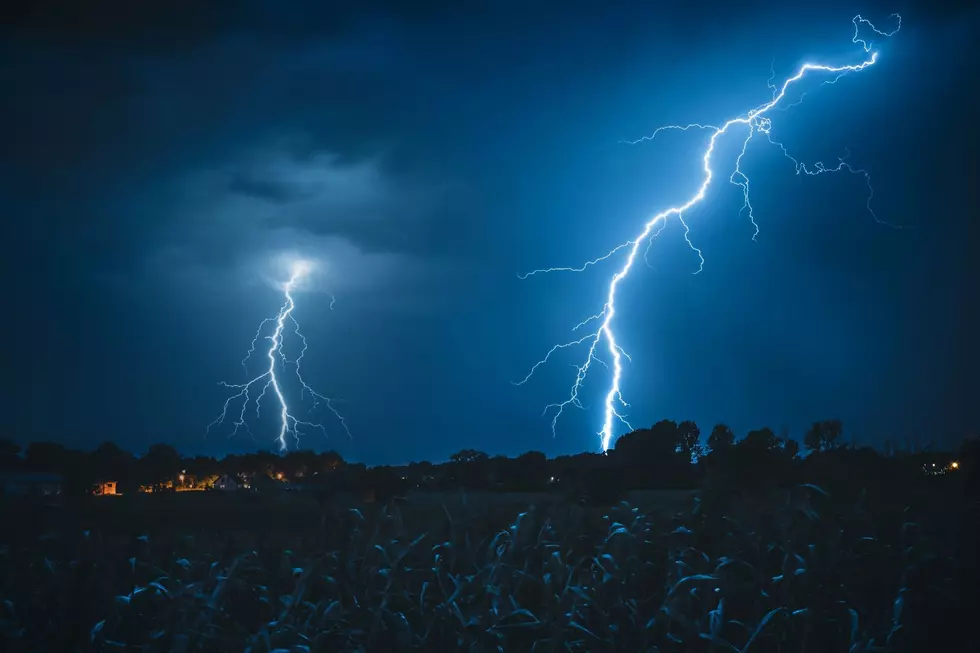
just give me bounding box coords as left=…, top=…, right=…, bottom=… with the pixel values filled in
left=93, top=481, right=118, bottom=496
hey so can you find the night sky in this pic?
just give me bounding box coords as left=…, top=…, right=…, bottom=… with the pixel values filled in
left=2, top=1, right=977, bottom=464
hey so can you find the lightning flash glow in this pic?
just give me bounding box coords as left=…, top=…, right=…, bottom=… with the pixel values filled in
left=517, top=15, right=902, bottom=453
left=207, top=257, right=350, bottom=451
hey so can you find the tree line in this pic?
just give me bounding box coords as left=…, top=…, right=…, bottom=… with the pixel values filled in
left=0, top=418, right=975, bottom=501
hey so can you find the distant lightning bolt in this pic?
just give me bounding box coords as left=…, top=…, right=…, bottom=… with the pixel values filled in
left=516, top=14, right=902, bottom=453
left=207, top=258, right=350, bottom=451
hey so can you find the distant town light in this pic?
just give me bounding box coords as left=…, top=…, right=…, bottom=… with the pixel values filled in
left=276, top=472, right=284, bottom=480
left=950, top=461, right=959, bottom=469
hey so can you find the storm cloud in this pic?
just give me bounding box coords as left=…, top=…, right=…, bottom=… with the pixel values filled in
left=2, top=1, right=977, bottom=462
left=3, top=1, right=469, bottom=305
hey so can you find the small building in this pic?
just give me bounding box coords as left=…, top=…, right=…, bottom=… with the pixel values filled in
left=92, top=480, right=118, bottom=496
left=0, top=472, right=63, bottom=497
left=215, top=474, right=240, bottom=491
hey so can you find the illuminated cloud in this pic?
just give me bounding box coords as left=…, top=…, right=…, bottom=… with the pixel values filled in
left=141, top=140, right=450, bottom=305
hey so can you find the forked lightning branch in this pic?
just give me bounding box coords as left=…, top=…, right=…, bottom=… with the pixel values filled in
left=516, top=14, right=902, bottom=453
left=207, top=258, right=350, bottom=451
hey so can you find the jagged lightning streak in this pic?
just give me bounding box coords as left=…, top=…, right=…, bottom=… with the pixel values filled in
left=516, top=14, right=902, bottom=453
left=207, top=258, right=350, bottom=451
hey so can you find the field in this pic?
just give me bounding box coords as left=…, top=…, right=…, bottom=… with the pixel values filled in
left=0, top=482, right=973, bottom=652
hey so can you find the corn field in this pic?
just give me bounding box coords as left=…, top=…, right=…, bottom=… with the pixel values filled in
left=0, top=485, right=970, bottom=652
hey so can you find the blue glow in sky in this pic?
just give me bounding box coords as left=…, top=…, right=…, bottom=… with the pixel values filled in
left=2, top=1, right=977, bottom=462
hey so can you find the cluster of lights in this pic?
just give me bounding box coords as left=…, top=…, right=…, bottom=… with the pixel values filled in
left=923, top=461, right=960, bottom=476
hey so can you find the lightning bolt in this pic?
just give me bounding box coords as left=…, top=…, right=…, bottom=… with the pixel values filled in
left=516, top=14, right=902, bottom=453
left=207, top=258, right=350, bottom=451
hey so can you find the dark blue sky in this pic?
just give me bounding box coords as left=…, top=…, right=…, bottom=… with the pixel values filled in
left=2, top=1, right=977, bottom=463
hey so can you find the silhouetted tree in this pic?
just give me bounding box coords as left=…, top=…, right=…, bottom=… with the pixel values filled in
left=24, top=442, right=69, bottom=473
left=319, top=450, right=345, bottom=471
left=804, top=419, right=844, bottom=452
left=707, top=424, right=735, bottom=452
left=614, top=419, right=683, bottom=460
left=92, top=442, right=134, bottom=479
left=450, top=449, right=489, bottom=464
left=741, top=427, right=780, bottom=452
left=678, top=420, right=703, bottom=460
left=404, top=461, right=434, bottom=489
left=139, top=443, right=182, bottom=486
left=506, top=451, right=549, bottom=491
left=449, top=450, right=491, bottom=490
left=230, top=450, right=279, bottom=479
left=5, top=413, right=943, bottom=504
left=701, top=425, right=801, bottom=493
left=184, top=455, right=221, bottom=488
left=282, top=449, right=321, bottom=478
left=613, top=420, right=696, bottom=489
left=359, top=465, right=406, bottom=502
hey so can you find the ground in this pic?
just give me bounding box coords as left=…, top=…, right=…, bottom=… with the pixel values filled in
left=0, top=481, right=971, bottom=652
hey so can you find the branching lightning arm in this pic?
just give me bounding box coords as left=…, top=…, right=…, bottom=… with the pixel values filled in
left=516, top=14, right=902, bottom=452
left=207, top=260, right=351, bottom=451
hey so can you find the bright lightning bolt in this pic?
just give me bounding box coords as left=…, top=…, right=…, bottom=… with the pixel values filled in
left=517, top=14, right=902, bottom=453
left=207, top=258, right=350, bottom=451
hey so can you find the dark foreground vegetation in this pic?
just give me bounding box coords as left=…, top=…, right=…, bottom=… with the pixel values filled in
left=1, top=421, right=978, bottom=652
